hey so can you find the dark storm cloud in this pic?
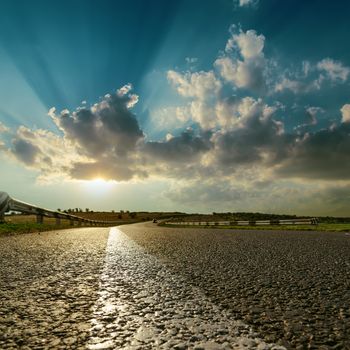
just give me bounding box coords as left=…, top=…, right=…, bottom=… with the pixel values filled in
left=51, top=88, right=143, bottom=158
left=11, top=138, right=40, bottom=165
left=48, top=86, right=145, bottom=181
left=210, top=99, right=290, bottom=169
left=275, top=122, right=350, bottom=180
left=144, top=129, right=212, bottom=163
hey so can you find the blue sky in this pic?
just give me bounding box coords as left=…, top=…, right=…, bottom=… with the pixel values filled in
left=0, top=0, right=350, bottom=215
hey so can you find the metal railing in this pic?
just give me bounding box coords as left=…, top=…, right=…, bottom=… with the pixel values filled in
left=0, top=191, right=119, bottom=227
left=164, top=218, right=318, bottom=226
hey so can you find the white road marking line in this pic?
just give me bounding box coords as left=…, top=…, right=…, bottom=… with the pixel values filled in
left=89, top=227, right=286, bottom=349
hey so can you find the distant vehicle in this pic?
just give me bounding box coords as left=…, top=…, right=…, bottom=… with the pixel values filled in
left=152, top=219, right=158, bottom=223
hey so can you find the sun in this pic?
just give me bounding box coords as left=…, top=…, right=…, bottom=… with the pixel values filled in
left=81, top=178, right=116, bottom=194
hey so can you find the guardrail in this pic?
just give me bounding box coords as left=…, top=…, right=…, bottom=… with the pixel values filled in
left=0, top=191, right=119, bottom=227
left=164, top=218, right=318, bottom=226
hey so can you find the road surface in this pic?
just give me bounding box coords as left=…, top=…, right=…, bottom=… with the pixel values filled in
left=0, top=222, right=349, bottom=349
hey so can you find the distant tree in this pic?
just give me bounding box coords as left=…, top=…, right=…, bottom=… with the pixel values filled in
left=57, top=208, right=61, bottom=212
left=120, top=210, right=124, bottom=214
left=111, top=210, right=115, bottom=213
left=85, top=208, right=90, bottom=213
left=130, top=212, right=137, bottom=219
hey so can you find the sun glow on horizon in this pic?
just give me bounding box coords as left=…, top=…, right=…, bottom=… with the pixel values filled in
left=81, top=178, right=117, bottom=195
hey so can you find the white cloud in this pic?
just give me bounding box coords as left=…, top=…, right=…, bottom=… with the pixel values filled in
left=4, top=125, right=85, bottom=182
left=274, top=58, right=349, bottom=95
left=216, top=29, right=267, bottom=92
left=274, top=78, right=321, bottom=94
left=317, top=58, right=350, bottom=83
left=117, top=83, right=133, bottom=96
left=226, top=29, right=265, bottom=59
left=237, top=0, right=259, bottom=8
left=149, top=106, right=191, bottom=131
left=340, top=104, right=350, bottom=123
left=167, top=70, right=221, bottom=99
left=305, top=106, right=322, bottom=125
left=185, top=57, right=198, bottom=64
left=167, top=70, right=222, bottom=130
left=0, top=122, right=9, bottom=133
left=215, top=56, right=266, bottom=92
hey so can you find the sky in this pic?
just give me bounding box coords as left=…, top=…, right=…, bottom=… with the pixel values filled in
left=0, top=0, right=350, bottom=216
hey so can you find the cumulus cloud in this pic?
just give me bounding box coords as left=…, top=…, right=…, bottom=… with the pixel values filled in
left=50, top=88, right=144, bottom=159
left=149, top=106, right=191, bottom=132
left=2, top=85, right=147, bottom=182
left=167, top=70, right=221, bottom=99
left=167, top=70, right=222, bottom=129
left=144, top=128, right=211, bottom=164
left=225, top=29, right=265, bottom=58
left=2, top=125, right=84, bottom=181
left=208, top=97, right=287, bottom=170
left=48, top=85, right=145, bottom=181
left=340, top=104, right=350, bottom=123
left=215, top=29, right=267, bottom=92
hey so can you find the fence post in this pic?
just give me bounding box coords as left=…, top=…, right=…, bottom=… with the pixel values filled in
left=36, top=215, right=43, bottom=224
left=70, top=219, right=74, bottom=226
left=56, top=217, right=61, bottom=225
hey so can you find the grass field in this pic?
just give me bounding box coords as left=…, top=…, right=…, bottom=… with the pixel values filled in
left=0, top=213, right=140, bottom=235
left=0, top=222, right=73, bottom=235
left=2, top=214, right=349, bottom=235
left=161, top=223, right=350, bottom=232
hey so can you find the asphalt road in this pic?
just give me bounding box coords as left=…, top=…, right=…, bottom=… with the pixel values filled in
left=0, top=223, right=349, bottom=349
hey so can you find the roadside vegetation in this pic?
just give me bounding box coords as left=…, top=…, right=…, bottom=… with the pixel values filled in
left=161, top=212, right=350, bottom=232
left=0, top=211, right=183, bottom=235
left=0, top=222, right=73, bottom=235
left=160, top=222, right=350, bottom=232
left=2, top=210, right=349, bottom=235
